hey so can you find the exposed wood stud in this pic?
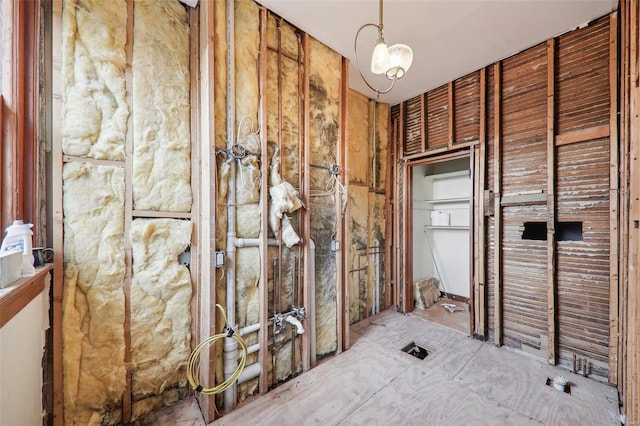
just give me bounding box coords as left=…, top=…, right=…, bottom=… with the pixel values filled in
left=546, top=37, right=557, bottom=366
left=493, top=62, right=502, bottom=346
left=420, top=93, right=426, bottom=152
left=341, top=56, right=351, bottom=349
left=477, top=67, right=487, bottom=338
left=393, top=117, right=401, bottom=308
left=608, top=11, right=620, bottom=385
left=402, top=161, right=411, bottom=313
left=469, top=148, right=477, bottom=335
left=302, top=32, right=313, bottom=368
left=194, top=0, right=216, bottom=419
left=448, top=81, right=455, bottom=149
left=51, top=0, right=64, bottom=423
left=335, top=56, right=347, bottom=353
left=122, top=1, right=134, bottom=420
left=384, top=111, right=393, bottom=310
left=258, top=5, right=270, bottom=392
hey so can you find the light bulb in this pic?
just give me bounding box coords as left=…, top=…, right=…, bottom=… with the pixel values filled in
left=370, top=36, right=389, bottom=75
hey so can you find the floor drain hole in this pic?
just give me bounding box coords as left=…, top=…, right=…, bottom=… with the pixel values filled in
left=401, top=342, right=429, bottom=360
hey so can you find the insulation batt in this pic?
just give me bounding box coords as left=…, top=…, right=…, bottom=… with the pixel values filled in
left=62, top=162, right=126, bottom=425
left=308, top=38, right=341, bottom=356
left=132, top=0, right=192, bottom=213
left=269, top=151, right=303, bottom=247
left=61, top=0, right=128, bottom=161
left=129, top=219, right=192, bottom=418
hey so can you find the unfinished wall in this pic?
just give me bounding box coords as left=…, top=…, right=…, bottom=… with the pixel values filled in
left=60, top=0, right=193, bottom=423
left=347, top=91, right=389, bottom=324
left=212, top=0, right=345, bottom=407
left=393, top=14, right=616, bottom=381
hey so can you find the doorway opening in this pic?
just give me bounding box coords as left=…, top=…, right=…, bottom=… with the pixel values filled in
left=410, top=156, right=471, bottom=335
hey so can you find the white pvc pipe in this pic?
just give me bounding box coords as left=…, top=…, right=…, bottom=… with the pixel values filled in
left=237, top=362, right=262, bottom=385
left=234, top=237, right=279, bottom=248
left=309, top=239, right=317, bottom=367
left=244, top=343, right=260, bottom=356
left=224, top=0, right=237, bottom=412
left=239, top=322, right=261, bottom=337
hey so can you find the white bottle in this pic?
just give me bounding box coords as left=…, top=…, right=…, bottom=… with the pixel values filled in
left=1, top=220, right=35, bottom=277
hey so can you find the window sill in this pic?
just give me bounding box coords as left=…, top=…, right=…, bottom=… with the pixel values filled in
left=0, top=264, right=53, bottom=328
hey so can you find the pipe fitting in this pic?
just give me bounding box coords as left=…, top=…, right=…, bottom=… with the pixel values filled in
left=273, top=313, right=285, bottom=335
left=284, top=315, right=305, bottom=334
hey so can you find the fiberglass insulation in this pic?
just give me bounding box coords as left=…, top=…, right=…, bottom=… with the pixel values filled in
left=309, top=38, right=341, bottom=357
left=130, top=218, right=192, bottom=418
left=133, top=0, right=192, bottom=213
left=61, top=0, right=128, bottom=161
left=61, top=0, right=194, bottom=422
left=62, top=162, right=127, bottom=425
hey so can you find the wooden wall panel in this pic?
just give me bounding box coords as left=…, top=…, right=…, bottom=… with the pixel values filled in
left=426, top=85, right=449, bottom=149
left=501, top=43, right=548, bottom=195
left=556, top=18, right=610, bottom=135
left=403, top=95, right=422, bottom=156
left=502, top=205, right=548, bottom=356
left=556, top=139, right=611, bottom=379
left=486, top=65, right=496, bottom=343
left=453, top=71, right=480, bottom=144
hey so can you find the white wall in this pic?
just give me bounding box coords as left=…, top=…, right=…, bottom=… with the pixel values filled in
left=0, top=279, right=49, bottom=426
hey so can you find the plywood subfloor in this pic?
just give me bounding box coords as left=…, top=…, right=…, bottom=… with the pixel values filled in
left=137, top=309, right=620, bottom=426
left=409, top=296, right=469, bottom=335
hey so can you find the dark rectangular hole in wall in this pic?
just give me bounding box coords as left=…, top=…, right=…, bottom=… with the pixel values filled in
left=557, top=222, right=583, bottom=241
left=522, top=222, right=547, bottom=240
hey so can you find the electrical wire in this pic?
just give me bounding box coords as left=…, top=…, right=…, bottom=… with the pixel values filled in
left=186, top=304, right=248, bottom=395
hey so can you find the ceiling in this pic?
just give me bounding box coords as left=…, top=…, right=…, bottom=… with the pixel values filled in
left=255, top=0, right=618, bottom=105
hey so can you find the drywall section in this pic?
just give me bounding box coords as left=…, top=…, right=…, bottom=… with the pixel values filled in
left=58, top=0, right=193, bottom=423
left=391, top=14, right=617, bottom=381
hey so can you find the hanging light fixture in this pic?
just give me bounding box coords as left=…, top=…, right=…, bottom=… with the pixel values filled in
left=354, top=0, right=413, bottom=97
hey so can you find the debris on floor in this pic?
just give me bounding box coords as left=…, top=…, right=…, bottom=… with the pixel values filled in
left=442, top=303, right=465, bottom=313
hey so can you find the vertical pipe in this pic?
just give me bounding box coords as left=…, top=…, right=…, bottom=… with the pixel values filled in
left=224, top=0, right=238, bottom=411
left=309, top=239, right=317, bottom=367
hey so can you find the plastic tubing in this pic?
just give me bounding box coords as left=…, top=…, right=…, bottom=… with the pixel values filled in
left=186, top=304, right=248, bottom=395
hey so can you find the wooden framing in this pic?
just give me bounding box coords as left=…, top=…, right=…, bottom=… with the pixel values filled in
left=302, top=32, right=313, bottom=367
left=448, top=81, right=455, bottom=149
left=469, top=148, right=476, bottom=335
left=258, top=4, right=270, bottom=394
left=492, top=61, right=502, bottom=346
left=546, top=38, right=557, bottom=365
left=624, top=0, right=639, bottom=420
left=608, top=11, right=620, bottom=385
left=340, top=56, right=350, bottom=351
left=420, top=93, right=427, bottom=152
left=194, top=0, right=216, bottom=420
left=384, top=110, right=394, bottom=310
left=555, top=124, right=610, bottom=146
left=122, top=1, right=134, bottom=421
left=476, top=67, right=487, bottom=339
left=392, top=117, right=401, bottom=309
left=51, top=0, right=64, bottom=423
